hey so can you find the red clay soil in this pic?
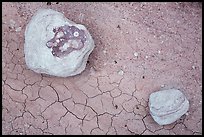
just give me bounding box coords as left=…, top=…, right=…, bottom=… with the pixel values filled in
left=2, top=2, right=202, bottom=135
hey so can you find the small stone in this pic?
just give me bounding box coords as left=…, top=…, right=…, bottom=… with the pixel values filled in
left=90, top=67, right=96, bottom=75
left=158, top=50, right=161, bottom=54
left=15, top=27, right=22, bottom=32
left=192, top=65, right=196, bottom=69
left=118, top=69, right=124, bottom=76
left=9, top=19, right=16, bottom=28
left=133, top=52, right=139, bottom=57
left=24, top=124, right=30, bottom=127
left=103, top=50, right=107, bottom=54
left=24, top=9, right=95, bottom=77
left=145, top=55, right=149, bottom=59
left=160, top=84, right=165, bottom=88
left=149, top=89, right=189, bottom=125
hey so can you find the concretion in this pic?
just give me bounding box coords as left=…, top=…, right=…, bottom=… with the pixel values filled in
left=24, top=9, right=95, bottom=77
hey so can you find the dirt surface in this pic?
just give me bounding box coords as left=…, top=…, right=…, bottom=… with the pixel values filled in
left=2, top=2, right=202, bottom=135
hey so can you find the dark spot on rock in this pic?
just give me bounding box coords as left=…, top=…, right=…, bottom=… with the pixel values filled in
left=87, top=60, right=90, bottom=64
left=124, top=124, right=127, bottom=127
left=53, top=28, right=56, bottom=33
left=47, top=2, right=51, bottom=5
left=17, top=48, right=19, bottom=50
left=56, top=2, right=59, bottom=4
left=142, top=76, right=145, bottom=79
left=114, top=60, right=117, bottom=64
left=136, top=106, right=139, bottom=109
left=115, top=105, right=118, bottom=109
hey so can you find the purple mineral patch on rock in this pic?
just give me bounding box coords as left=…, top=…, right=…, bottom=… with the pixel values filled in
left=46, top=25, right=87, bottom=58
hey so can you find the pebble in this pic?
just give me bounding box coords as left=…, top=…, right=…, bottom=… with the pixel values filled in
left=133, top=52, right=139, bottom=57
left=103, top=50, right=107, bottom=54
left=118, top=69, right=124, bottom=76
left=9, top=19, right=16, bottom=28
left=192, top=65, right=196, bottom=69
left=15, top=27, right=22, bottom=32
left=90, top=67, right=96, bottom=75
left=149, top=89, right=189, bottom=125
left=160, top=84, right=165, bottom=88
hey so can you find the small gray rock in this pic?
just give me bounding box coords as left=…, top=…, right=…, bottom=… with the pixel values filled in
left=149, top=89, right=189, bottom=125
left=24, top=9, right=95, bottom=77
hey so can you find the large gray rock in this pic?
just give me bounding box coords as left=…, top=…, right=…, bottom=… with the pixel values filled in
left=149, top=89, right=189, bottom=125
left=24, top=9, right=95, bottom=77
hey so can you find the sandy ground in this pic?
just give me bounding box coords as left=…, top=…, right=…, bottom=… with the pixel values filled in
left=2, top=2, right=202, bottom=135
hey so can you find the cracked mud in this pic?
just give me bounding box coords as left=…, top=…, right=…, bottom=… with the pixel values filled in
left=2, top=2, right=202, bottom=135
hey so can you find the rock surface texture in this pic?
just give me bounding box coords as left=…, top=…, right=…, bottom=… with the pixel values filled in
left=24, top=8, right=95, bottom=77
left=149, top=89, right=189, bottom=125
